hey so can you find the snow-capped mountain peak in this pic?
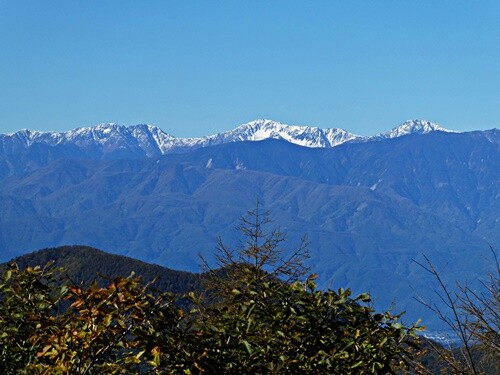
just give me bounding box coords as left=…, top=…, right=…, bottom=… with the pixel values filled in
left=208, top=119, right=363, bottom=148
left=383, top=119, right=452, bottom=139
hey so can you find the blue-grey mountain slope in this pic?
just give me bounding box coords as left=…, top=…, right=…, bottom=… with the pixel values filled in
left=0, top=122, right=498, bottom=335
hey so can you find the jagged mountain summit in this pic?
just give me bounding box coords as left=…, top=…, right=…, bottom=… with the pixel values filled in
left=204, top=119, right=363, bottom=148
left=381, top=119, right=453, bottom=139
left=1, top=119, right=451, bottom=158
left=0, top=124, right=176, bottom=158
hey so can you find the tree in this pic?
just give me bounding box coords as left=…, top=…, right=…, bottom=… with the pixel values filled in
left=0, top=263, right=65, bottom=374
left=201, top=201, right=310, bottom=299
left=414, top=248, right=500, bottom=374
left=0, top=264, right=198, bottom=374
left=197, top=203, right=423, bottom=374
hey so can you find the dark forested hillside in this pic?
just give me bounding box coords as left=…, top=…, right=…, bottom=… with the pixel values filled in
left=3, top=245, right=202, bottom=294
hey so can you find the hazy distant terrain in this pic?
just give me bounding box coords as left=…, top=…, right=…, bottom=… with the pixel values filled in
left=1, top=121, right=498, bottom=333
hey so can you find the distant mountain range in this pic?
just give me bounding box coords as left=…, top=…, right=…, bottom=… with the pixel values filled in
left=0, top=119, right=449, bottom=159
left=0, top=119, right=498, bottom=335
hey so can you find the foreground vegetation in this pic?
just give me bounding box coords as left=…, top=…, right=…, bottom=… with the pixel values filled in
left=0, top=207, right=425, bottom=374
left=414, top=250, right=499, bottom=374
left=0, top=206, right=497, bottom=373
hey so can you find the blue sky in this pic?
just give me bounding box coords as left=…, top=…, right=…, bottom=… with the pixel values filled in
left=1, top=1, right=499, bottom=137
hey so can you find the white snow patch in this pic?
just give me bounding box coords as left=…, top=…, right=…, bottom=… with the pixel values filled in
left=234, top=158, right=246, bottom=170
left=370, top=179, right=382, bottom=191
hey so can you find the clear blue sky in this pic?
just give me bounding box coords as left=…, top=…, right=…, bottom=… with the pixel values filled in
left=1, top=1, right=499, bottom=137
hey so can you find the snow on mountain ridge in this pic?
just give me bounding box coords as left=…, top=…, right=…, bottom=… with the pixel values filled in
left=143, top=119, right=364, bottom=151
left=225, top=119, right=363, bottom=148
left=1, top=119, right=454, bottom=157
left=382, top=119, right=453, bottom=139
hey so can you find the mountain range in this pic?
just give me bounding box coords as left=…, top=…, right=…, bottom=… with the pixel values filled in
left=0, top=119, right=498, bottom=335
left=0, top=119, right=449, bottom=160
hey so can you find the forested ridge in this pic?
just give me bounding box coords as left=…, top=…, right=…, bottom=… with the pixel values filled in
left=3, top=245, right=202, bottom=294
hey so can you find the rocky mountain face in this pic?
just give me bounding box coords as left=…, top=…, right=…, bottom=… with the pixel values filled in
left=0, top=120, right=498, bottom=335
